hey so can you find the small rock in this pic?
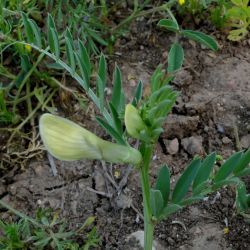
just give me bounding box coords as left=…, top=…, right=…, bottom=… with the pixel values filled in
left=181, top=136, right=204, bottom=156
left=240, top=134, right=250, bottom=149
left=167, top=138, right=179, bottom=155
left=126, top=230, right=165, bottom=250
left=222, top=136, right=232, bottom=145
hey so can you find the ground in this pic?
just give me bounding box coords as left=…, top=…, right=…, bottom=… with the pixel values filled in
left=0, top=18, right=250, bottom=249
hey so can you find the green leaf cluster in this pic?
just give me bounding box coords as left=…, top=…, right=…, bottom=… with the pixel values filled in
left=0, top=203, right=100, bottom=250
left=150, top=149, right=250, bottom=220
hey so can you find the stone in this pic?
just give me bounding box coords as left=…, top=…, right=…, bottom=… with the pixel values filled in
left=240, top=134, right=250, bottom=149
left=167, top=138, right=179, bottom=155
left=181, top=136, right=204, bottom=156
left=222, top=136, right=232, bottom=145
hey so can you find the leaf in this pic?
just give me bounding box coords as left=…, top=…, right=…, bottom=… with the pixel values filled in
left=167, top=43, right=184, bottom=73
left=193, top=152, right=216, bottom=190
left=48, top=27, right=60, bottom=59
left=65, top=35, right=76, bottom=72
left=47, top=13, right=56, bottom=30
left=109, top=102, right=123, bottom=135
left=234, top=148, right=250, bottom=175
left=214, top=151, right=242, bottom=183
left=111, top=64, right=122, bottom=113
left=172, top=158, right=201, bottom=203
left=75, top=52, right=89, bottom=90
left=234, top=167, right=250, bottom=177
left=132, top=80, right=143, bottom=107
left=236, top=182, right=248, bottom=212
left=47, top=14, right=60, bottom=58
left=29, top=19, right=42, bottom=47
left=150, top=189, right=164, bottom=218
left=179, top=195, right=204, bottom=206
left=231, top=0, right=248, bottom=6
left=159, top=204, right=182, bottom=220
left=98, top=54, right=106, bottom=85
left=21, top=13, right=34, bottom=44
left=155, top=165, right=170, bottom=205
left=181, top=30, right=218, bottom=51
left=78, top=40, right=91, bottom=78
left=96, top=75, right=105, bottom=112
left=149, top=85, right=173, bottom=105
left=212, top=177, right=241, bottom=190
left=227, top=28, right=248, bottom=41
left=96, top=117, right=126, bottom=145
left=157, top=19, right=179, bottom=32
left=192, top=181, right=210, bottom=196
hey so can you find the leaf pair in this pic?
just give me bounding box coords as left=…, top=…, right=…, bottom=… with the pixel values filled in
left=158, top=10, right=218, bottom=73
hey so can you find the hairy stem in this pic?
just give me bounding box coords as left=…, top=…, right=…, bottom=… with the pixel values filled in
left=140, top=143, right=154, bottom=250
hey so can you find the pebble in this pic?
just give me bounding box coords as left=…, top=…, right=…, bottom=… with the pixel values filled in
left=167, top=138, right=179, bottom=155
left=181, top=136, right=204, bottom=156
left=222, top=136, right=231, bottom=145
left=240, top=134, right=250, bottom=149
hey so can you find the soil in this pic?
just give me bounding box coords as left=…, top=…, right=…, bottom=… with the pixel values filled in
left=1, top=17, right=250, bottom=250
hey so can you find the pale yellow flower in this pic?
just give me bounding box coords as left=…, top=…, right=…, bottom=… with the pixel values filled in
left=178, top=0, right=185, bottom=5
left=39, top=114, right=142, bottom=164
left=24, top=44, right=32, bottom=53
left=125, top=104, right=147, bottom=140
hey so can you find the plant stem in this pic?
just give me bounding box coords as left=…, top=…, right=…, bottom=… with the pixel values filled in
left=140, top=143, right=154, bottom=250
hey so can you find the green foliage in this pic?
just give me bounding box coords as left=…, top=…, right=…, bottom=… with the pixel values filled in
left=155, top=165, right=170, bottom=205
left=1, top=3, right=249, bottom=250
left=167, top=43, right=184, bottom=73
left=158, top=9, right=218, bottom=72
left=226, top=0, right=250, bottom=40
left=210, top=0, right=250, bottom=40
left=151, top=149, right=250, bottom=222
left=0, top=202, right=100, bottom=250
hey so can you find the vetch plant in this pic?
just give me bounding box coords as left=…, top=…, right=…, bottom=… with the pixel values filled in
left=8, top=12, right=250, bottom=250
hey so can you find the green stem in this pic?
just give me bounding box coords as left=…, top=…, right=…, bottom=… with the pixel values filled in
left=140, top=143, right=154, bottom=250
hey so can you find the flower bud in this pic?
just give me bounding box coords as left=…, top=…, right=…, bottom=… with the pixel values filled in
left=125, top=104, right=146, bottom=139
left=39, top=114, right=142, bottom=164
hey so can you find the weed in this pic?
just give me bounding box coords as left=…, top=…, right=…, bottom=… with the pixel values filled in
left=0, top=201, right=100, bottom=249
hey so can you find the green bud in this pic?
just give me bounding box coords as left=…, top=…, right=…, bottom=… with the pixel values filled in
left=39, top=114, right=142, bottom=165
left=125, top=104, right=146, bottom=139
